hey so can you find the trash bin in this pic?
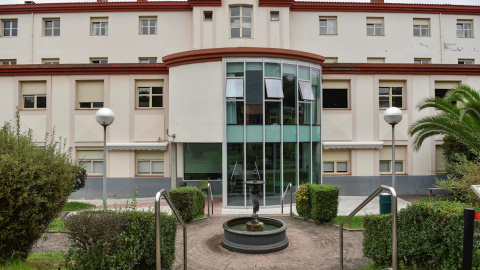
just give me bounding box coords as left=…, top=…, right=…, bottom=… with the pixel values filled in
left=379, top=192, right=391, bottom=214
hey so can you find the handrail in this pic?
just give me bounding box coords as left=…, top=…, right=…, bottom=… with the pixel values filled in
left=339, top=185, right=397, bottom=270
left=207, top=183, right=214, bottom=217
left=281, top=183, right=293, bottom=216
left=156, top=189, right=187, bottom=270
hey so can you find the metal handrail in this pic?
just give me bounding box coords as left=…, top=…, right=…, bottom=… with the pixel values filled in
left=339, top=185, right=397, bottom=270
left=155, top=189, right=187, bottom=270
left=281, top=183, right=293, bottom=216
left=207, top=183, right=214, bottom=217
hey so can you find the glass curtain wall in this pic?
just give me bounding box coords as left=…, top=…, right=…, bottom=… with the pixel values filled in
left=226, top=59, right=321, bottom=207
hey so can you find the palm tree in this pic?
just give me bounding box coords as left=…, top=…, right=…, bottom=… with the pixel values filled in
left=409, top=84, right=480, bottom=154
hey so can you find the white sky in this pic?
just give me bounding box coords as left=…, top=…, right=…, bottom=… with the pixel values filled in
left=1, top=0, right=479, bottom=4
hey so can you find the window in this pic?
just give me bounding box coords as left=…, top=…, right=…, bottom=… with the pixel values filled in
left=298, top=81, right=314, bottom=101
left=204, top=11, right=213, bottom=21
left=324, top=57, right=338, bottom=63
left=77, top=81, right=104, bottom=109
left=459, top=59, right=474, bottom=64
left=414, top=58, right=431, bottom=64
left=323, top=149, right=350, bottom=174
left=139, top=57, right=157, bottom=63
left=90, top=58, right=108, bottom=64
left=457, top=20, right=473, bottom=38
left=21, top=81, right=47, bottom=109
left=2, top=19, right=17, bottom=37
left=1, top=59, right=17, bottom=65
left=184, top=143, right=222, bottom=180
left=322, top=80, right=349, bottom=109
left=77, top=150, right=103, bottom=175
left=265, top=79, right=283, bottom=98
left=367, top=17, right=384, bottom=36
left=230, top=6, right=252, bottom=38
left=226, top=78, right=244, bottom=98
left=367, top=57, right=385, bottom=63
left=136, top=151, right=164, bottom=175
left=379, top=146, right=405, bottom=174
left=44, top=18, right=60, bottom=36
left=319, top=17, right=337, bottom=35
left=435, top=145, right=446, bottom=174
left=91, top=17, right=108, bottom=36
left=139, top=17, right=156, bottom=35
left=270, top=11, right=279, bottom=21
left=413, top=18, right=430, bottom=37
left=42, top=58, right=59, bottom=64
left=435, top=81, right=460, bottom=106
left=379, top=81, right=404, bottom=109
left=136, top=80, right=164, bottom=108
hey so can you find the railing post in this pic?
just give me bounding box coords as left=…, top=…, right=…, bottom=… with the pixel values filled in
left=290, top=184, right=293, bottom=217
left=463, top=208, right=475, bottom=270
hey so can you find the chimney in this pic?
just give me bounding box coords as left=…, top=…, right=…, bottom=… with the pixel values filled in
left=371, top=0, right=384, bottom=3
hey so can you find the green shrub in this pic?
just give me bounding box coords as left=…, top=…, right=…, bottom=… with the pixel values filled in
left=363, top=200, right=480, bottom=269
left=295, top=184, right=311, bottom=218
left=0, top=116, right=78, bottom=265
left=310, top=184, right=340, bottom=222
left=169, top=186, right=205, bottom=222
left=64, top=210, right=177, bottom=270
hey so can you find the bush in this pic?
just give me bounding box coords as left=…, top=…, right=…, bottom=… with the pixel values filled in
left=169, top=186, right=205, bottom=222
left=0, top=116, right=78, bottom=265
left=64, top=209, right=177, bottom=270
left=363, top=200, right=480, bottom=269
left=295, top=184, right=310, bottom=218
left=310, top=184, right=340, bottom=222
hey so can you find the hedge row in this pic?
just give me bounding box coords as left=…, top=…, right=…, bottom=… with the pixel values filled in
left=169, top=186, right=205, bottom=222
left=64, top=210, right=177, bottom=270
left=363, top=200, right=480, bottom=269
left=295, top=184, right=341, bottom=222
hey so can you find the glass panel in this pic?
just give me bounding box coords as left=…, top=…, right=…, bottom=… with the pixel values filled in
left=53, top=28, right=60, bottom=36
left=79, top=161, right=91, bottom=174
left=299, top=103, right=311, bottom=125
left=36, top=96, right=46, bottom=108
left=299, top=81, right=314, bottom=100
left=11, top=29, right=17, bottom=36
left=142, top=27, right=148, bottom=35
left=152, top=96, right=163, bottom=107
left=246, top=125, right=262, bottom=142
left=92, top=102, right=103, bottom=108
left=319, top=20, right=327, bottom=27
left=283, top=63, right=296, bottom=124
left=138, top=87, right=150, bottom=94
left=265, top=143, right=281, bottom=205
left=242, top=6, right=251, bottom=16
left=227, top=125, right=244, bottom=142
left=265, top=79, right=283, bottom=98
left=152, top=87, right=163, bottom=94
left=242, top=17, right=251, bottom=27
left=312, top=142, right=321, bottom=183
left=380, top=161, right=390, bottom=172
left=299, top=125, right=310, bottom=142
left=311, top=68, right=321, bottom=125
left=227, top=101, right=244, bottom=125
left=265, top=124, right=281, bottom=142
left=231, top=28, right=240, bottom=37
left=138, top=96, right=149, bottom=107
left=226, top=78, right=244, bottom=98
left=227, top=62, right=244, bottom=77
left=184, top=143, right=222, bottom=180
left=299, top=142, right=311, bottom=184
left=379, top=97, right=390, bottom=108
left=323, top=89, right=348, bottom=108
left=283, top=143, right=297, bottom=186
left=246, top=63, right=263, bottom=125
left=392, top=97, right=402, bottom=108
left=367, top=25, right=374, bottom=35
left=392, top=87, right=402, bottom=95
left=283, top=125, right=297, bottom=142
left=24, top=96, right=34, bottom=108
left=298, top=66, right=310, bottom=81
left=46, top=21, right=52, bottom=28
left=4, top=29, right=10, bottom=36
left=231, top=6, right=240, bottom=16
left=246, top=143, right=263, bottom=207
left=152, top=161, right=164, bottom=174
left=242, top=28, right=251, bottom=38
left=265, top=101, right=281, bottom=125
left=93, top=161, right=103, bottom=174
left=312, top=125, right=321, bottom=142
left=138, top=161, right=150, bottom=174
left=45, top=29, right=52, bottom=36
left=230, top=18, right=240, bottom=27
left=4, top=21, right=10, bottom=28
left=337, top=162, right=348, bottom=172
left=141, top=20, right=148, bottom=26
left=150, top=26, right=156, bottom=35
left=394, top=161, right=403, bottom=173
left=54, top=20, right=60, bottom=27
left=12, top=20, right=17, bottom=28
left=227, top=143, right=244, bottom=206
left=413, top=27, right=420, bottom=36
left=375, top=25, right=382, bottom=35
left=79, top=102, right=91, bottom=108
left=323, top=162, right=334, bottom=173
left=265, top=63, right=281, bottom=78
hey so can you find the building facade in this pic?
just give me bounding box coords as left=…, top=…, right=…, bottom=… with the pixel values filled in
left=1, top=0, right=480, bottom=205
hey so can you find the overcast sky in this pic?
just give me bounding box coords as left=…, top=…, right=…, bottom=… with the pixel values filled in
left=1, top=0, right=480, bottom=4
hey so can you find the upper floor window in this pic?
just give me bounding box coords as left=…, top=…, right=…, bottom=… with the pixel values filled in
left=322, top=80, right=349, bottom=109
left=136, top=80, right=164, bottom=108
left=379, top=81, right=404, bottom=109
left=319, top=17, right=337, bottom=35
left=367, top=17, right=384, bottom=36
left=435, top=145, right=446, bottom=174
left=204, top=11, right=213, bottom=21
left=140, top=17, right=157, bottom=35
left=44, top=18, right=60, bottom=36
left=458, top=59, right=474, bottom=64
left=324, top=57, right=338, bottom=63
left=77, top=80, right=104, bottom=109
left=90, top=57, right=108, bottom=64
left=1, top=59, right=17, bottom=65
left=2, top=19, right=17, bottom=37
left=21, top=81, right=47, bottom=110
left=230, top=6, right=252, bottom=38
left=139, top=57, right=157, bottom=63
left=413, top=18, right=429, bottom=37
left=435, top=81, right=460, bottom=107
left=367, top=57, right=385, bottom=63
left=270, top=11, right=279, bottom=21
left=91, top=17, right=108, bottom=36
left=457, top=19, right=473, bottom=38
left=42, top=58, right=59, bottom=64
left=414, top=58, right=431, bottom=64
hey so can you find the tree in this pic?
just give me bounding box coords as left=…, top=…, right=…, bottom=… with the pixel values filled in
left=409, top=84, right=480, bottom=154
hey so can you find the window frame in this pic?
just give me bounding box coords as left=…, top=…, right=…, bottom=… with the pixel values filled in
left=42, top=58, right=60, bottom=64
left=414, top=58, right=431, bottom=64
left=139, top=16, right=157, bottom=35
left=2, top=19, right=18, bottom=37
left=136, top=81, right=164, bottom=109
left=90, top=17, right=108, bottom=36
left=322, top=80, right=350, bottom=109
left=90, top=58, right=108, bottom=64
left=1, top=59, right=17, bottom=65
left=379, top=82, right=405, bottom=109
left=43, top=18, right=60, bottom=37
left=136, top=151, right=164, bottom=176
left=458, top=59, right=474, bottom=65
left=367, top=57, right=385, bottom=63
left=22, top=94, right=46, bottom=109
left=204, top=11, right=213, bottom=21
left=21, top=81, right=47, bottom=110
left=270, top=11, right=279, bottom=21
left=139, top=57, right=157, bottom=63
left=323, top=161, right=349, bottom=174
left=319, top=16, right=337, bottom=35
left=230, top=5, right=252, bottom=38
left=324, top=57, right=338, bottom=63
left=77, top=149, right=104, bottom=176
left=379, top=160, right=405, bottom=174
left=457, top=19, right=473, bottom=38
left=366, top=17, right=384, bottom=36
left=413, top=18, right=430, bottom=37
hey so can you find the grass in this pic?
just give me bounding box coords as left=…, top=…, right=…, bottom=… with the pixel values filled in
left=46, top=218, right=65, bottom=231
left=62, top=201, right=95, bottom=211
left=330, top=215, right=364, bottom=229
left=1, top=252, right=63, bottom=270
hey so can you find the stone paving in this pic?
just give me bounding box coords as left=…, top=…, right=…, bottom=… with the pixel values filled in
left=172, top=215, right=369, bottom=270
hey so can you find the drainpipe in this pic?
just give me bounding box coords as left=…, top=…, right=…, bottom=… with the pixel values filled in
left=30, top=13, right=34, bottom=63
left=439, top=13, right=443, bottom=64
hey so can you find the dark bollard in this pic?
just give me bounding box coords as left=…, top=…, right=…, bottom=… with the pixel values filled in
left=463, top=208, right=475, bottom=270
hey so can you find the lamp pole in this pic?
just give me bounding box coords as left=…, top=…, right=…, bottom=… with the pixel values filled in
left=383, top=107, right=403, bottom=190
left=96, top=108, right=115, bottom=209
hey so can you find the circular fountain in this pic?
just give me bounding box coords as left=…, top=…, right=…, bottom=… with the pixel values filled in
left=222, top=179, right=289, bottom=254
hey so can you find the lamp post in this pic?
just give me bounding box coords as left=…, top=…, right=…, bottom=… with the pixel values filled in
left=96, top=108, right=115, bottom=209
left=383, top=107, right=403, bottom=190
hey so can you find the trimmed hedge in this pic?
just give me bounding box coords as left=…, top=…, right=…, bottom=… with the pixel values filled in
left=64, top=210, right=177, bottom=270
left=363, top=200, right=480, bottom=269
left=169, top=186, right=205, bottom=222
left=294, top=184, right=340, bottom=222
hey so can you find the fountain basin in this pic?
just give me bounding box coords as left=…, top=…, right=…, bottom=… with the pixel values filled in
left=222, top=217, right=289, bottom=254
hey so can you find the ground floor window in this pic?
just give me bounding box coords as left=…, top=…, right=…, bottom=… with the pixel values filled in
left=379, top=146, right=406, bottom=174
left=184, top=143, right=222, bottom=180
left=77, top=149, right=103, bottom=175
left=136, top=150, right=164, bottom=175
